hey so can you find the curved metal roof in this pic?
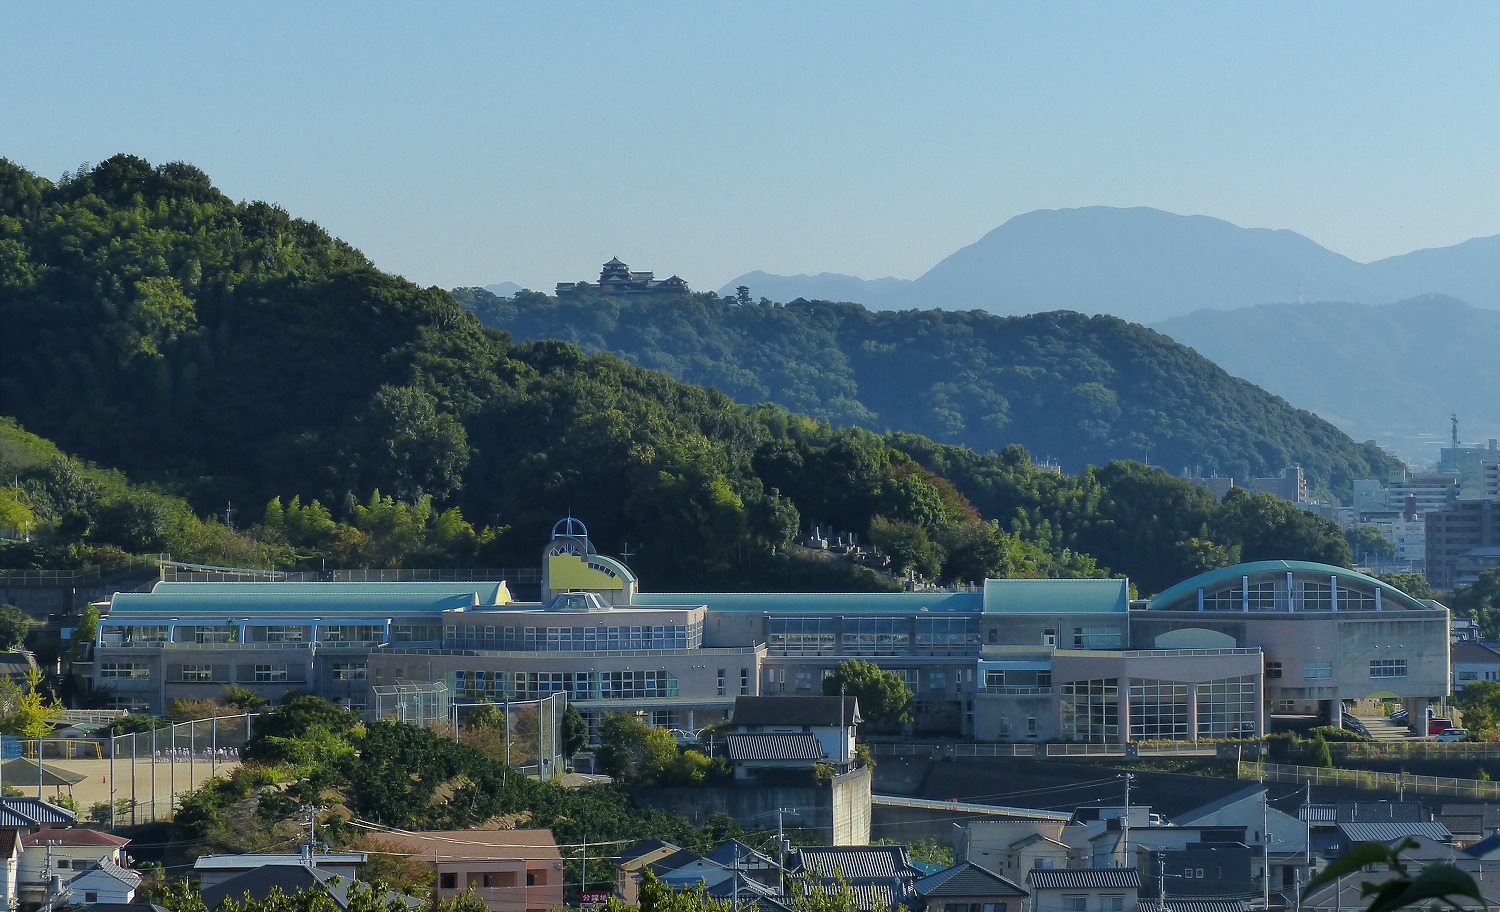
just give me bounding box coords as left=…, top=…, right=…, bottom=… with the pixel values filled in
left=1150, top=560, right=1431, bottom=612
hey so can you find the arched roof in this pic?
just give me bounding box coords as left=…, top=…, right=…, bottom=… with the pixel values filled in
left=1150, top=560, right=1431, bottom=612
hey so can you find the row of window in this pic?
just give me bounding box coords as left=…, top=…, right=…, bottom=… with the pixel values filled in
left=447, top=622, right=702, bottom=652
left=453, top=669, right=680, bottom=701
left=1266, top=660, right=1407, bottom=681
left=1195, top=579, right=1381, bottom=612
left=767, top=618, right=982, bottom=654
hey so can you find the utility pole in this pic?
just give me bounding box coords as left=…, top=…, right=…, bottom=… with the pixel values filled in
left=581, top=834, right=587, bottom=898
left=1157, top=851, right=1168, bottom=912
left=1122, top=773, right=1132, bottom=867
left=777, top=807, right=798, bottom=894
left=1262, top=788, right=1271, bottom=909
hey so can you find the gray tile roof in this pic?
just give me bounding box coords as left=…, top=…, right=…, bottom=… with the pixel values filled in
left=1340, top=821, right=1453, bottom=844
left=1139, top=899, right=1247, bottom=912
left=0, top=797, right=76, bottom=827
left=1303, top=802, right=1425, bottom=824
left=726, top=733, right=826, bottom=762
left=915, top=862, right=1028, bottom=898
left=794, top=846, right=919, bottom=880
left=1027, top=869, right=1142, bottom=890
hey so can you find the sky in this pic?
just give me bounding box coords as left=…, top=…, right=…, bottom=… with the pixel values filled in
left=5, top=2, right=1499, bottom=293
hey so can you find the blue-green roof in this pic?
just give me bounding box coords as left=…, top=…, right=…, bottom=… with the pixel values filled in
left=630, top=591, right=983, bottom=614
left=982, top=578, right=1129, bottom=614
left=1150, top=560, right=1431, bottom=611
left=107, top=581, right=510, bottom=618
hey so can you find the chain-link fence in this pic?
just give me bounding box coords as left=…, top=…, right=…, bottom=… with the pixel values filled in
left=3, top=714, right=260, bottom=828
left=451, top=692, right=568, bottom=778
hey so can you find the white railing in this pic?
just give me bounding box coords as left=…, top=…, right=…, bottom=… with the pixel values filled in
left=1245, top=761, right=1500, bottom=799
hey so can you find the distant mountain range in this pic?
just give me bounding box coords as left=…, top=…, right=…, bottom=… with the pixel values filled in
left=1153, top=294, right=1500, bottom=466
left=715, top=207, right=1500, bottom=323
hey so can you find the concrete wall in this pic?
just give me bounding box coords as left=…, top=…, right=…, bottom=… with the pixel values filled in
left=633, top=766, right=872, bottom=845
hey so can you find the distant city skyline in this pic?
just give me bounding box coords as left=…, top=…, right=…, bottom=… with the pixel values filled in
left=5, top=2, right=1498, bottom=293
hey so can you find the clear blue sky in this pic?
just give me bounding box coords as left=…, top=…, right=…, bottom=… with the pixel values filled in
left=5, top=2, right=1498, bottom=292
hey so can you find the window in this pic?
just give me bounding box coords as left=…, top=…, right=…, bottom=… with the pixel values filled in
left=483, top=874, right=493, bottom=888
left=928, top=671, right=947, bottom=691
left=740, top=669, right=750, bottom=695
left=527, top=871, right=538, bottom=886
left=100, top=662, right=152, bottom=678
left=1303, top=662, right=1333, bottom=681
left=1371, top=660, right=1408, bottom=679
left=717, top=669, right=726, bottom=697
left=1043, top=628, right=1057, bottom=647
left=333, top=662, right=367, bottom=681
left=181, top=664, right=214, bottom=682
left=1064, top=896, right=1087, bottom=912
left=1266, top=661, right=1282, bottom=679
left=85, top=893, right=98, bottom=904
left=254, top=664, right=289, bottom=682
left=1102, top=897, right=1124, bottom=912
left=440, top=873, right=457, bottom=890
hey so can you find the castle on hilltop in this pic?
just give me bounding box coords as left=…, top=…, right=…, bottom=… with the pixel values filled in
left=555, top=257, right=690, bottom=302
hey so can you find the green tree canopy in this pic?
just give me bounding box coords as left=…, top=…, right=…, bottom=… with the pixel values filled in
left=823, top=659, right=913, bottom=728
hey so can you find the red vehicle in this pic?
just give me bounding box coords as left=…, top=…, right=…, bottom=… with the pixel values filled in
left=1429, top=717, right=1454, bottom=735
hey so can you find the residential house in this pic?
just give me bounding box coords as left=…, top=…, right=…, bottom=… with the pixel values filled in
left=200, top=864, right=418, bottom=911
left=193, top=853, right=368, bottom=890
left=60, top=861, right=141, bottom=906
left=724, top=733, right=828, bottom=782
left=19, top=829, right=131, bottom=909
left=914, top=861, right=1029, bottom=912
left=1171, top=786, right=1307, bottom=898
left=791, top=846, right=924, bottom=911
left=1024, top=868, right=1141, bottom=912
left=1451, top=642, right=1500, bottom=689
left=1001, top=834, right=1072, bottom=882
left=730, top=696, right=860, bottom=767
left=365, top=828, right=563, bottom=912
left=617, top=841, right=686, bottom=905
left=0, top=832, right=19, bottom=912
left=1335, top=821, right=1452, bottom=855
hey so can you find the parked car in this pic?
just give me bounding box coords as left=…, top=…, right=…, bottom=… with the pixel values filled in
left=1389, top=708, right=1409, bottom=724
left=1428, top=718, right=1455, bottom=736
left=1435, top=728, right=1470, bottom=742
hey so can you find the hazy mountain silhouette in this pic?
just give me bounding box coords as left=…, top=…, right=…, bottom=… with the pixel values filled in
left=483, top=281, right=522, bottom=297
left=720, top=207, right=1500, bottom=322
left=1153, top=294, right=1500, bottom=464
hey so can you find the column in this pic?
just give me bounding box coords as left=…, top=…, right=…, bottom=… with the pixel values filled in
left=1117, top=676, right=1131, bottom=745
left=1186, top=683, right=1200, bottom=741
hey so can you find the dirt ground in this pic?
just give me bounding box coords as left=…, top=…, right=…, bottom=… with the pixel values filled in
left=10, top=756, right=239, bottom=825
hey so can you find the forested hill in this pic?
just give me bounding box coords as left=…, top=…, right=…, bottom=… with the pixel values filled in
left=453, top=287, right=1400, bottom=498
left=0, top=156, right=1352, bottom=596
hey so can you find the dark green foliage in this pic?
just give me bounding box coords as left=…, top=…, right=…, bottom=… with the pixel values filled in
left=455, top=286, right=1401, bottom=499
left=823, top=659, right=913, bottom=727
left=563, top=703, right=590, bottom=757
left=0, top=606, right=31, bottom=651
left=1453, top=569, right=1500, bottom=639
left=1455, top=681, right=1500, bottom=741
left=1305, top=839, right=1486, bottom=912
left=1376, top=572, right=1433, bottom=601
left=1306, top=733, right=1335, bottom=768
left=0, top=157, right=1365, bottom=592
